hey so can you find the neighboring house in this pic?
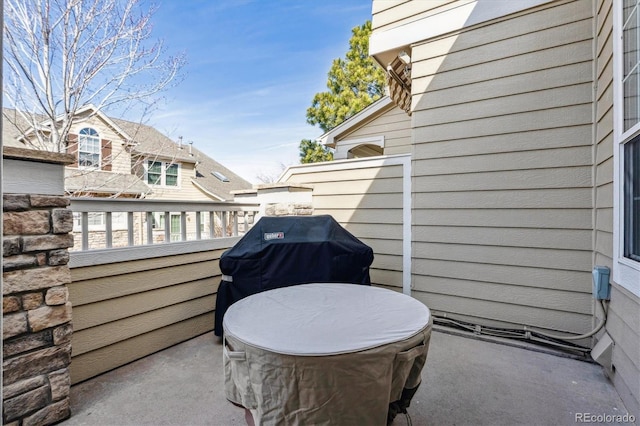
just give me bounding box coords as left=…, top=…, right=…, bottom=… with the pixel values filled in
left=322, top=0, right=637, bottom=416
left=3, top=105, right=253, bottom=245
left=3, top=106, right=151, bottom=198
left=317, top=95, right=411, bottom=159
left=3, top=105, right=251, bottom=200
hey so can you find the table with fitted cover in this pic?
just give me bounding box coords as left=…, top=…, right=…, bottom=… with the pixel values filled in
left=223, top=283, right=432, bottom=425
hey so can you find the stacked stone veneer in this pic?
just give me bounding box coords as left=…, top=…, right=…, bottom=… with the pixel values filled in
left=264, top=202, right=313, bottom=216
left=233, top=184, right=314, bottom=218
left=3, top=194, right=74, bottom=426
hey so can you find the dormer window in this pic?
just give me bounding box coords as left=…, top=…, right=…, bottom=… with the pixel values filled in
left=166, top=163, right=179, bottom=186
left=78, top=128, right=100, bottom=169
left=146, top=160, right=180, bottom=187
left=147, top=161, right=162, bottom=185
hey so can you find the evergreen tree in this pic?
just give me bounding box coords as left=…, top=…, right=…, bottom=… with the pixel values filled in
left=306, top=20, right=386, bottom=133
left=299, top=139, right=334, bottom=164
left=299, top=20, right=386, bottom=163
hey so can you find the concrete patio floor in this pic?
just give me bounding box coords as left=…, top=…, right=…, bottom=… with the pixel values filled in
left=62, top=328, right=635, bottom=426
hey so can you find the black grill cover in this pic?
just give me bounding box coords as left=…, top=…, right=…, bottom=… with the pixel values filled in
left=214, top=215, right=373, bottom=336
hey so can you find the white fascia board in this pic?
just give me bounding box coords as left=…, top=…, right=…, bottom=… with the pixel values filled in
left=370, top=0, right=556, bottom=57
left=53, top=104, right=134, bottom=141
left=317, top=97, right=393, bottom=146
left=278, top=153, right=410, bottom=183
left=191, top=179, right=227, bottom=202
left=9, top=104, right=133, bottom=143
left=79, top=106, right=133, bottom=141
left=334, top=135, right=385, bottom=160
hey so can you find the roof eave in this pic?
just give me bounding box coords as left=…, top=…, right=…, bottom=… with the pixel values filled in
left=316, top=96, right=393, bottom=147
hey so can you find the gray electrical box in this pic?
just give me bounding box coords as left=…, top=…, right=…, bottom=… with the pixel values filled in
left=592, top=266, right=611, bottom=300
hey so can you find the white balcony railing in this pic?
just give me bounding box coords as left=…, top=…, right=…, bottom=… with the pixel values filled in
left=68, top=198, right=260, bottom=267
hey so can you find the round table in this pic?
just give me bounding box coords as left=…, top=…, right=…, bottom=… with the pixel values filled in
left=223, top=283, right=432, bottom=425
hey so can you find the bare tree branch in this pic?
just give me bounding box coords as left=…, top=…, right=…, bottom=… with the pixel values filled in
left=3, top=0, right=186, bottom=152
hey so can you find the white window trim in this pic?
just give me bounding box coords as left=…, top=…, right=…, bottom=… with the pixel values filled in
left=144, top=160, right=181, bottom=188
left=78, top=127, right=101, bottom=170
left=334, top=135, right=385, bottom=160
left=152, top=212, right=182, bottom=241
left=612, top=2, right=640, bottom=297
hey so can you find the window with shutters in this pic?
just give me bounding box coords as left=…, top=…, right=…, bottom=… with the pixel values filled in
left=78, top=128, right=100, bottom=169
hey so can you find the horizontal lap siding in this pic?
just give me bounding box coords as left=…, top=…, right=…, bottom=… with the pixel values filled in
left=372, top=0, right=460, bottom=33
left=339, top=106, right=412, bottom=155
left=68, top=249, right=227, bottom=384
left=145, top=163, right=212, bottom=201
left=70, top=116, right=130, bottom=175
left=411, top=0, right=594, bottom=334
left=284, top=163, right=404, bottom=290
left=594, top=0, right=640, bottom=414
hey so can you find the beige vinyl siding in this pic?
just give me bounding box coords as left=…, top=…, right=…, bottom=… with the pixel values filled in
left=283, top=161, right=405, bottom=291
left=70, top=116, right=130, bottom=175
left=594, top=0, right=640, bottom=415
left=410, top=0, right=594, bottom=334
left=143, top=163, right=216, bottom=238
left=144, top=162, right=211, bottom=201
left=372, top=0, right=462, bottom=33
left=607, top=285, right=640, bottom=416
left=338, top=105, right=411, bottom=156
left=68, top=247, right=229, bottom=384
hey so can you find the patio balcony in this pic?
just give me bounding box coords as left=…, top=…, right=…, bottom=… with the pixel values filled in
left=2, top=148, right=637, bottom=425
left=60, top=198, right=636, bottom=425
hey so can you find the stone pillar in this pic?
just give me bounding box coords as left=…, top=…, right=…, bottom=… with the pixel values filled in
left=3, top=147, right=75, bottom=426
left=233, top=184, right=314, bottom=218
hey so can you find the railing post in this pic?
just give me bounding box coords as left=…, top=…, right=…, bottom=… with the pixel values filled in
left=180, top=212, right=187, bottom=241
left=146, top=212, right=154, bottom=245
left=164, top=211, right=171, bottom=243
left=232, top=212, right=239, bottom=236
left=105, top=212, right=113, bottom=248
left=209, top=211, right=215, bottom=238
left=81, top=212, right=89, bottom=250
left=195, top=211, right=202, bottom=240
left=222, top=211, right=228, bottom=237
left=127, top=212, right=134, bottom=246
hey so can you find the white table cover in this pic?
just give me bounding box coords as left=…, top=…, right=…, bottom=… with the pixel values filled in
left=224, top=283, right=430, bottom=356
left=223, top=283, right=432, bottom=425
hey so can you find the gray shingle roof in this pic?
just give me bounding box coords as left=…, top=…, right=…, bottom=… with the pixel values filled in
left=188, top=144, right=253, bottom=201
left=65, top=169, right=151, bottom=196
left=2, top=108, right=37, bottom=148
left=3, top=108, right=253, bottom=200
left=111, top=117, right=253, bottom=200
left=111, top=118, right=199, bottom=163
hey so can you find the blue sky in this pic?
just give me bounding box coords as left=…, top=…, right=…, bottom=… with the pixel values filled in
left=144, top=0, right=374, bottom=183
